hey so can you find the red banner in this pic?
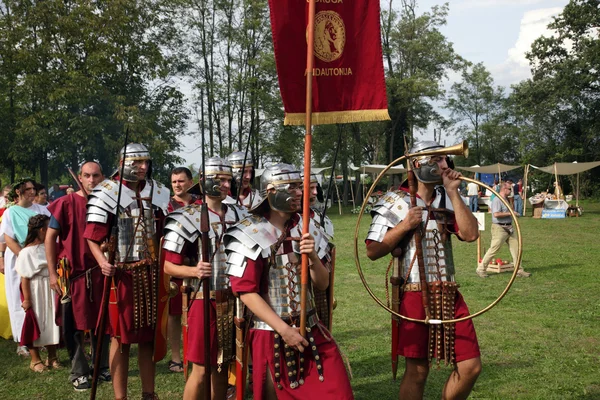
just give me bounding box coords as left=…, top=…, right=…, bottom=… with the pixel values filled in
left=269, top=0, right=390, bottom=125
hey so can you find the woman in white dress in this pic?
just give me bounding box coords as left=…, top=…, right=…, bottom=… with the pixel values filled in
left=15, top=214, right=60, bottom=372
left=0, top=179, right=50, bottom=355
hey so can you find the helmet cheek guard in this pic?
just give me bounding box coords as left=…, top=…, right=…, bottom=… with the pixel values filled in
left=267, top=184, right=299, bottom=213
left=316, top=183, right=324, bottom=203
left=204, top=176, right=223, bottom=197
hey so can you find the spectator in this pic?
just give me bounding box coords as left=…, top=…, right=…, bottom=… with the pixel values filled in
left=16, top=214, right=61, bottom=372
left=466, top=178, right=479, bottom=213
left=513, top=179, right=523, bottom=217
left=0, top=179, right=51, bottom=356
left=48, top=184, right=66, bottom=201
left=33, top=184, right=49, bottom=207
left=477, top=181, right=531, bottom=278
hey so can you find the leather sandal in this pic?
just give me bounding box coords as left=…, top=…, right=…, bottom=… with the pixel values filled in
left=30, top=361, right=48, bottom=373
left=168, top=360, right=184, bottom=373
left=45, top=357, right=62, bottom=369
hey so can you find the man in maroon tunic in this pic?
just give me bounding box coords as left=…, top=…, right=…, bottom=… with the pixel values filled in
left=166, top=166, right=200, bottom=373
left=46, top=161, right=109, bottom=391
left=84, top=143, right=169, bottom=400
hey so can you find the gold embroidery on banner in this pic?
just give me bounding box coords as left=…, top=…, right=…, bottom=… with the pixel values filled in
left=312, top=11, right=345, bottom=62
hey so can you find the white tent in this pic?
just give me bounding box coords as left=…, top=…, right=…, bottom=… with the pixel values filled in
left=455, top=163, right=521, bottom=177
left=350, top=164, right=407, bottom=175
left=527, top=161, right=600, bottom=209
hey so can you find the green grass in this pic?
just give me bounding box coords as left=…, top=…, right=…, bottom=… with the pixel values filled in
left=1, top=201, right=600, bottom=399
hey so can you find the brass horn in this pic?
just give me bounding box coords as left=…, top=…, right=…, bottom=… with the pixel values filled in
left=407, top=140, right=469, bottom=160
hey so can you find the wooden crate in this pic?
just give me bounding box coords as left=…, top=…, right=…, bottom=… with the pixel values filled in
left=487, top=263, right=514, bottom=274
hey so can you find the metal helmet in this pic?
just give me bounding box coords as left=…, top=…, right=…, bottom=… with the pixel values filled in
left=119, top=143, right=152, bottom=182
left=409, top=140, right=446, bottom=184
left=227, top=151, right=255, bottom=183
left=201, top=156, right=233, bottom=197
left=256, top=163, right=302, bottom=213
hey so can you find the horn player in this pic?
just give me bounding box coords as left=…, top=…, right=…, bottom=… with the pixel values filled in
left=365, top=140, right=481, bottom=400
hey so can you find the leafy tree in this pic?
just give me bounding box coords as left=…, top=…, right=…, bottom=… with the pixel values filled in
left=446, top=62, right=506, bottom=164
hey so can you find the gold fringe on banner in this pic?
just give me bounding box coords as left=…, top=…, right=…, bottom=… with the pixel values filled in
left=284, top=109, right=391, bottom=126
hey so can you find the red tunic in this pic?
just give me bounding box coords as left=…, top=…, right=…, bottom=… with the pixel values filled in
left=229, top=239, right=354, bottom=399
left=397, top=291, right=480, bottom=362
left=47, top=193, right=104, bottom=331
left=164, top=232, right=220, bottom=366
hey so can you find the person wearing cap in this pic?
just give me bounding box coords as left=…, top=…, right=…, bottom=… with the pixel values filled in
left=224, top=151, right=262, bottom=209
left=365, top=141, right=481, bottom=400
left=84, top=144, right=170, bottom=400
left=45, top=161, right=110, bottom=391
left=162, top=157, right=247, bottom=399
left=225, top=163, right=353, bottom=399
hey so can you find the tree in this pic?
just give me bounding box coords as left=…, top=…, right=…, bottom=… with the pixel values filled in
left=381, top=1, right=463, bottom=163
left=446, top=62, right=506, bottom=164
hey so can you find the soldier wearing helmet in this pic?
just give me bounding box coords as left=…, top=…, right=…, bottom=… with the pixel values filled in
left=224, top=164, right=353, bottom=399
left=84, top=143, right=169, bottom=400
left=224, top=151, right=262, bottom=209
left=162, top=156, right=247, bottom=399
left=365, top=140, right=481, bottom=400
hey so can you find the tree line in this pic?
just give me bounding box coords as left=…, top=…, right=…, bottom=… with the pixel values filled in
left=1, top=0, right=598, bottom=199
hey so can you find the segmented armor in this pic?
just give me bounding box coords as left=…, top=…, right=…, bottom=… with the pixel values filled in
left=162, top=202, right=248, bottom=369
left=366, top=188, right=456, bottom=284
left=86, top=178, right=169, bottom=331
left=224, top=214, right=329, bottom=330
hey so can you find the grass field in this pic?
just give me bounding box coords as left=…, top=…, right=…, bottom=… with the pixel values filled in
left=1, top=200, right=599, bottom=399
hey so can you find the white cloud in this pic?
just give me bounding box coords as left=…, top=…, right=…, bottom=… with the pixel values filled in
left=493, top=6, right=565, bottom=87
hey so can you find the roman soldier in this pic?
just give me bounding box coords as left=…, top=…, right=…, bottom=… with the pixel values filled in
left=365, top=140, right=481, bottom=399
left=162, top=156, right=247, bottom=399
left=84, top=143, right=169, bottom=400
left=225, top=163, right=353, bottom=399
left=224, top=151, right=262, bottom=209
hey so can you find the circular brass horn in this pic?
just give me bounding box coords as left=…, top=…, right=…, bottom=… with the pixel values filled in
left=354, top=155, right=522, bottom=325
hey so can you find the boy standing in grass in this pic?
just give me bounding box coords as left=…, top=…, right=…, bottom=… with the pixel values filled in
left=366, top=141, right=481, bottom=400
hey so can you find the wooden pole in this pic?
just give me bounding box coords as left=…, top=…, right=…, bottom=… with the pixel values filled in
left=523, top=164, right=529, bottom=217
left=334, top=177, right=342, bottom=216
left=576, top=172, right=580, bottom=207
left=300, top=0, right=316, bottom=338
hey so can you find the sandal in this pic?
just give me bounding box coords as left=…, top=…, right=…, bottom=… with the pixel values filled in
left=168, top=360, right=184, bottom=373
left=45, top=357, right=62, bottom=369
left=30, top=361, right=48, bottom=373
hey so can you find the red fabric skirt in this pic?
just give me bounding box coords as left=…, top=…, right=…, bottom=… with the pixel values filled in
left=249, top=326, right=354, bottom=400
left=107, top=270, right=155, bottom=344
left=397, top=291, right=480, bottom=362
left=186, top=298, right=219, bottom=365
left=169, top=278, right=183, bottom=316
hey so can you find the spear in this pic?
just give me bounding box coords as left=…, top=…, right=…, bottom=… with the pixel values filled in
left=90, top=129, right=129, bottom=400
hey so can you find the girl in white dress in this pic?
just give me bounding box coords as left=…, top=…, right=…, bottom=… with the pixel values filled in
left=15, top=214, right=61, bottom=372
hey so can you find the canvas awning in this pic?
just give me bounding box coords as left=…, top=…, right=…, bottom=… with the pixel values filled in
left=350, top=164, right=406, bottom=175
left=455, top=163, right=521, bottom=174
left=525, top=161, right=600, bottom=209
left=529, top=161, right=600, bottom=175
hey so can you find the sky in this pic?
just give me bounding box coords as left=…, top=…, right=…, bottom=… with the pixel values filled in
left=176, top=0, right=570, bottom=165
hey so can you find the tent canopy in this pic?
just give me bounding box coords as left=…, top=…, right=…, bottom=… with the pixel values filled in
left=350, top=164, right=406, bottom=175
left=529, top=161, right=600, bottom=175
left=455, top=163, right=521, bottom=174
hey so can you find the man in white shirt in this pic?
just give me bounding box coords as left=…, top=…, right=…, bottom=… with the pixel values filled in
left=466, top=180, right=479, bottom=213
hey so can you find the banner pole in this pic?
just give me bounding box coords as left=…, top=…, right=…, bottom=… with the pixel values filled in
left=300, top=0, right=316, bottom=338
